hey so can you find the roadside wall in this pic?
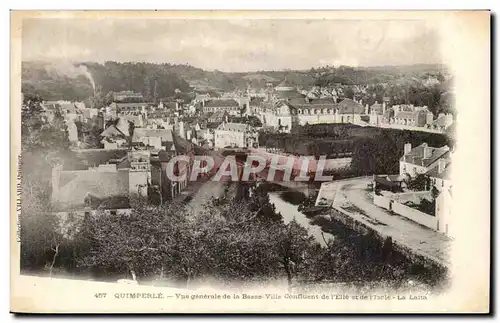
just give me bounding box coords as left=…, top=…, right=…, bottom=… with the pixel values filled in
left=373, top=194, right=391, bottom=209
left=391, top=201, right=438, bottom=230
left=374, top=194, right=438, bottom=230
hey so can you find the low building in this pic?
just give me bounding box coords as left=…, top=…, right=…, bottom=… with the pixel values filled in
left=100, top=123, right=129, bottom=149
left=368, top=101, right=387, bottom=126
left=428, top=113, right=454, bottom=131
left=203, top=99, right=240, bottom=116
left=426, top=158, right=452, bottom=192
left=388, top=105, right=434, bottom=128
left=336, top=98, right=367, bottom=124
left=399, top=142, right=450, bottom=178
left=214, top=122, right=258, bottom=149
left=131, top=128, right=177, bottom=151
left=113, top=90, right=144, bottom=102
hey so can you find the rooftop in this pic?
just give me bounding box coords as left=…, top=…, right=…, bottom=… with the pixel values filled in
left=425, top=161, right=452, bottom=180
left=204, top=99, right=239, bottom=108
left=132, top=128, right=174, bottom=143
left=217, top=122, right=250, bottom=132
left=337, top=98, right=365, bottom=115
left=401, top=143, right=450, bottom=167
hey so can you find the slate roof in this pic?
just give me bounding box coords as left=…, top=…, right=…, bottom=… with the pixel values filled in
left=400, top=143, right=450, bottom=168
left=425, top=161, right=452, bottom=180
left=132, top=128, right=174, bottom=143
left=431, top=114, right=449, bottom=127
left=337, top=98, right=365, bottom=114
left=100, top=125, right=127, bottom=138
left=204, top=99, right=239, bottom=108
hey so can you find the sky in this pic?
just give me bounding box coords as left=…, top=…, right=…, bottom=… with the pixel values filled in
left=21, top=18, right=442, bottom=72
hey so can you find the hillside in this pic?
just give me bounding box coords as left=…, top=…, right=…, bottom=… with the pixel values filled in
left=21, top=61, right=192, bottom=101
left=21, top=61, right=450, bottom=102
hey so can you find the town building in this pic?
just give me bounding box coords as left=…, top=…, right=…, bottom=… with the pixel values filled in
left=256, top=79, right=370, bottom=132
left=131, top=128, right=178, bottom=151
left=368, top=101, right=387, bottom=126
left=202, top=99, right=241, bottom=116
left=113, top=90, right=144, bottom=102
left=399, top=142, right=450, bottom=178
left=428, top=113, right=454, bottom=131
left=214, top=122, right=258, bottom=149
left=426, top=158, right=452, bottom=192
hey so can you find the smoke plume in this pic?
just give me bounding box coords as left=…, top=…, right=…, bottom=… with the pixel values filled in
left=45, top=62, right=96, bottom=92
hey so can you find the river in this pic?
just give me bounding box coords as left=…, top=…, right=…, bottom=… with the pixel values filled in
left=268, top=192, right=335, bottom=247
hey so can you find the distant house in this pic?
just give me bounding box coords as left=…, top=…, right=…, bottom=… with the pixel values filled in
left=429, top=113, right=454, bottom=131
left=100, top=123, right=129, bottom=149
left=399, top=142, right=450, bottom=178
left=214, top=122, right=258, bottom=149
left=60, top=102, right=84, bottom=123
left=113, top=90, right=144, bottom=102
left=131, top=128, right=177, bottom=151
left=248, top=97, right=264, bottom=115
left=426, top=158, right=452, bottom=192
left=203, top=99, right=240, bottom=116
left=389, top=105, right=434, bottom=127
left=113, top=102, right=152, bottom=114
left=118, top=114, right=145, bottom=130
left=336, top=98, right=366, bottom=124
left=368, top=101, right=387, bottom=126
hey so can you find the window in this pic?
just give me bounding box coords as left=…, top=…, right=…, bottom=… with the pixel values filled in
left=110, top=210, right=117, bottom=216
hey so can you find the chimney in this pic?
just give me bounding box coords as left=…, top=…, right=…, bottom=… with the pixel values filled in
left=365, top=104, right=369, bottom=115
left=438, top=158, right=446, bottom=173
left=404, top=143, right=412, bottom=155
left=178, top=121, right=186, bottom=139
left=423, top=146, right=432, bottom=159
left=382, top=101, right=386, bottom=114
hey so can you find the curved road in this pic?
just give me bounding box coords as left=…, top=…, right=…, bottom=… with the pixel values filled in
left=332, top=177, right=451, bottom=266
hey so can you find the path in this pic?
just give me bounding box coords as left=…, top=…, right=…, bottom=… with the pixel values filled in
left=331, top=177, right=451, bottom=266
